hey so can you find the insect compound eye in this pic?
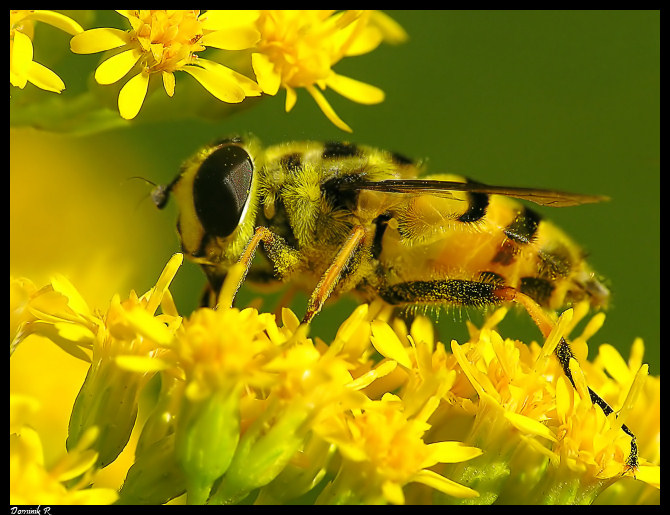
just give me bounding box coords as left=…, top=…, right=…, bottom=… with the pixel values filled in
left=192, top=144, right=254, bottom=238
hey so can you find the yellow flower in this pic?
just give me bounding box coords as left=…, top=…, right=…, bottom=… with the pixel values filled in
left=251, top=10, right=407, bottom=132
left=11, top=253, right=182, bottom=366
left=70, top=10, right=262, bottom=119
left=10, top=274, right=100, bottom=361
left=446, top=304, right=660, bottom=504
left=552, top=363, right=648, bottom=477
left=10, top=276, right=38, bottom=348
left=12, top=254, right=183, bottom=470
left=68, top=254, right=182, bottom=468
left=173, top=306, right=280, bottom=399
left=210, top=344, right=358, bottom=504
left=165, top=305, right=286, bottom=503
left=314, top=396, right=481, bottom=504
left=10, top=10, right=83, bottom=93
left=10, top=256, right=660, bottom=505
left=10, top=394, right=118, bottom=505
left=579, top=338, right=661, bottom=504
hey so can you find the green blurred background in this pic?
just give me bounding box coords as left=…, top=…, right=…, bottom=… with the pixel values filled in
left=11, top=10, right=660, bottom=372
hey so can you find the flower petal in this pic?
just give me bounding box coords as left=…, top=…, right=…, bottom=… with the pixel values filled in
left=450, top=341, right=496, bottom=399
left=70, top=28, right=130, bottom=54
left=9, top=68, right=24, bottom=89
left=326, top=73, right=384, bottom=105
left=26, top=61, right=64, bottom=93
left=285, top=85, right=297, bottom=112
left=382, top=480, right=405, bottom=505
left=504, top=412, right=557, bottom=442
left=10, top=30, right=33, bottom=88
left=53, top=322, right=95, bottom=343
left=56, top=447, right=100, bottom=481
left=199, top=26, right=260, bottom=50
left=410, top=315, right=434, bottom=348
left=555, top=375, right=573, bottom=424
left=181, top=65, right=245, bottom=103
left=635, top=464, right=660, bottom=489
left=369, top=10, right=409, bottom=45
left=347, top=360, right=397, bottom=390
left=598, top=343, right=633, bottom=384
left=251, top=52, right=281, bottom=95
left=94, top=48, right=142, bottom=85
left=122, top=308, right=175, bottom=346
left=163, top=71, right=175, bottom=97
left=145, top=253, right=183, bottom=315
left=195, top=59, right=261, bottom=96
left=115, top=355, right=170, bottom=373
left=568, top=358, right=592, bottom=406
left=305, top=85, right=353, bottom=133
left=411, top=469, right=479, bottom=499
left=115, top=10, right=142, bottom=30
left=200, top=10, right=260, bottom=30
left=370, top=320, right=411, bottom=368
left=617, top=364, right=649, bottom=429
left=50, top=274, right=90, bottom=316
left=424, top=441, right=483, bottom=466
left=27, top=10, right=83, bottom=35
left=118, top=72, right=150, bottom=120
left=628, top=337, right=645, bottom=372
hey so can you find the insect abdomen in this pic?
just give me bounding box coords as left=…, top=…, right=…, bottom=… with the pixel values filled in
left=375, top=188, right=608, bottom=311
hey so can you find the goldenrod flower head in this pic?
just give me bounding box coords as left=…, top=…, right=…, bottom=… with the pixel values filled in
left=172, top=300, right=368, bottom=504
left=588, top=340, right=661, bottom=504
left=12, top=10, right=406, bottom=130
left=11, top=253, right=182, bottom=365
left=443, top=303, right=660, bottom=504
left=252, top=10, right=408, bottom=132
left=591, top=339, right=661, bottom=466
left=163, top=305, right=275, bottom=502
left=553, top=364, right=644, bottom=476
left=315, top=396, right=481, bottom=504
left=10, top=274, right=99, bottom=361
left=10, top=259, right=660, bottom=505
left=70, top=10, right=262, bottom=119
left=68, top=254, right=182, bottom=467
left=10, top=394, right=118, bottom=505
left=10, top=10, right=83, bottom=93
left=173, top=306, right=278, bottom=400
left=11, top=254, right=183, bottom=468
left=210, top=356, right=358, bottom=504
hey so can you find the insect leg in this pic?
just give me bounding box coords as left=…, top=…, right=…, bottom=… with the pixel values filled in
left=218, top=226, right=299, bottom=309
left=303, top=225, right=366, bottom=324
left=379, top=278, right=501, bottom=308
left=494, top=286, right=639, bottom=471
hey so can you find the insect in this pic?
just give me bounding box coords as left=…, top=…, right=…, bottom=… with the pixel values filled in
left=153, top=134, right=637, bottom=469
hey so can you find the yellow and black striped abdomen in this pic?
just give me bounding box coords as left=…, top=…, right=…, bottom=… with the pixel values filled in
left=374, top=177, right=609, bottom=311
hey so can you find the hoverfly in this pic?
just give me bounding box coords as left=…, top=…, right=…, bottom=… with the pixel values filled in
left=153, top=134, right=637, bottom=469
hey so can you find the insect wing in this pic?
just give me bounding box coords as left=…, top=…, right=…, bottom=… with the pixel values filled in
left=344, top=179, right=609, bottom=207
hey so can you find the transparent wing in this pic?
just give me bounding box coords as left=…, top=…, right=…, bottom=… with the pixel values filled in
left=342, top=179, right=609, bottom=207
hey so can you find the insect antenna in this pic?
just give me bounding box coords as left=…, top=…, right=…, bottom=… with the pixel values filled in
left=125, top=176, right=172, bottom=210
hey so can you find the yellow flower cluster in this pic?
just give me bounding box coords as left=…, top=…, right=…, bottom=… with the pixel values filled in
left=10, top=395, right=118, bottom=504
left=10, top=255, right=660, bottom=504
left=10, top=10, right=83, bottom=93
left=11, top=10, right=406, bottom=130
